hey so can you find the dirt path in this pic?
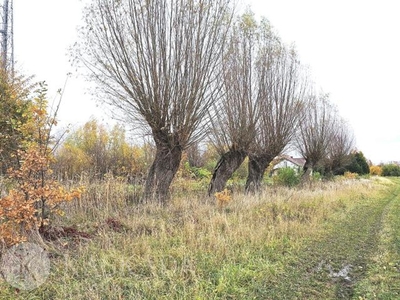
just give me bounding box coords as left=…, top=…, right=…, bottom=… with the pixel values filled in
left=269, top=179, right=400, bottom=299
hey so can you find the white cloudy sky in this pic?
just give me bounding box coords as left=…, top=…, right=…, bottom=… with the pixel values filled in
left=13, top=0, right=400, bottom=164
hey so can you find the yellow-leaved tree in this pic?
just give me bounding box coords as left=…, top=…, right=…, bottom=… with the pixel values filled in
left=54, top=119, right=151, bottom=180
left=0, top=69, right=33, bottom=174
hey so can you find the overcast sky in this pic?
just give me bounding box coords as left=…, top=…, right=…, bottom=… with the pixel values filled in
left=13, top=0, right=400, bottom=164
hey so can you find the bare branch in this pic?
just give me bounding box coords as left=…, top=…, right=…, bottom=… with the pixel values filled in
left=295, top=92, right=338, bottom=181
left=74, top=0, right=235, bottom=202
left=245, top=42, right=310, bottom=192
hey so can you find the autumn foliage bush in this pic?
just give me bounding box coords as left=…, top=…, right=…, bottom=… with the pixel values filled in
left=369, top=165, right=383, bottom=176
left=0, top=80, right=82, bottom=247
left=0, top=70, right=33, bottom=174
left=0, top=146, right=82, bottom=246
left=215, top=188, right=232, bottom=208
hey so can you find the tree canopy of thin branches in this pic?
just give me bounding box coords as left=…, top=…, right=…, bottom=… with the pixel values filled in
left=202, top=12, right=310, bottom=195
left=208, top=12, right=262, bottom=195
left=245, top=43, right=309, bottom=193
left=295, top=93, right=338, bottom=182
left=322, top=118, right=355, bottom=176
left=75, top=0, right=235, bottom=203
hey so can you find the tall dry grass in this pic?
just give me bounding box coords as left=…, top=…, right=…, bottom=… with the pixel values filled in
left=1, top=176, right=391, bottom=299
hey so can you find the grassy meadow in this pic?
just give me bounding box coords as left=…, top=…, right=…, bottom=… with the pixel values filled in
left=1, top=176, right=400, bottom=299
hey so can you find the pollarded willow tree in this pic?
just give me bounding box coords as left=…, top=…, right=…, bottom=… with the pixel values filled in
left=295, top=93, right=338, bottom=183
left=245, top=43, right=309, bottom=193
left=75, top=0, right=234, bottom=202
left=322, top=118, right=355, bottom=176
left=207, top=12, right=262, bottom=196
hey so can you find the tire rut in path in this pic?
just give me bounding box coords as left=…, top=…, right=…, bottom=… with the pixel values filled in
left=273, top=186, right=397, bottom=299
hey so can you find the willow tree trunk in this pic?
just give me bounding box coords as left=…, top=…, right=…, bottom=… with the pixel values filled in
left=245, top=154, right=274, bottom=193
left=144, top=145, right=182, bottom=204
left=300, top=160, right=313, bottom=185
left=208, top=150, right=247, bottom=196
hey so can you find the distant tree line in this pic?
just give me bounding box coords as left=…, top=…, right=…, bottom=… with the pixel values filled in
left=51, top=120, right=371, bottom=182
left=53, top=119, right=154, bottom=181
left=381, top=163, right=400, bottom=176
left=315, top=150, right=370, bottom=177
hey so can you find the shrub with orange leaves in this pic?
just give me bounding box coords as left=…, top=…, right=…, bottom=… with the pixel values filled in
left=369, top=165, right=383, bottom=176
left=1, top=146, right=82, bottom=248
left=215, top=188, right=232, bottom=208
left=0, top=81, right=83, bottom=247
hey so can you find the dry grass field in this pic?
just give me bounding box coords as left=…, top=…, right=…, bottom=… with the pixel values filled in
left=1, top=176, right=399, bottom=299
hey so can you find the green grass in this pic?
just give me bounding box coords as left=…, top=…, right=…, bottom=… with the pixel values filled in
left=353, top=178, right=400, bottom=299
left=266, top=178, right=398, bottom=299
left=1, top=177, right=399, bottom=299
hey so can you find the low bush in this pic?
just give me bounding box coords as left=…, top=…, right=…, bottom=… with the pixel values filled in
left=190, top=165, right=212, bottom=180
left=273, top=167, right=300, bottom=187
left=381, top=164, right=400, bottom=177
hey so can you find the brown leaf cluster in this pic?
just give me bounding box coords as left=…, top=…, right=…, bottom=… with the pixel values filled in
left=0, top=146, right=82, bottom=247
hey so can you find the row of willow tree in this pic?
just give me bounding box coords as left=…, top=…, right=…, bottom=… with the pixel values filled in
left=73, top=0, right=355, bottom=203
